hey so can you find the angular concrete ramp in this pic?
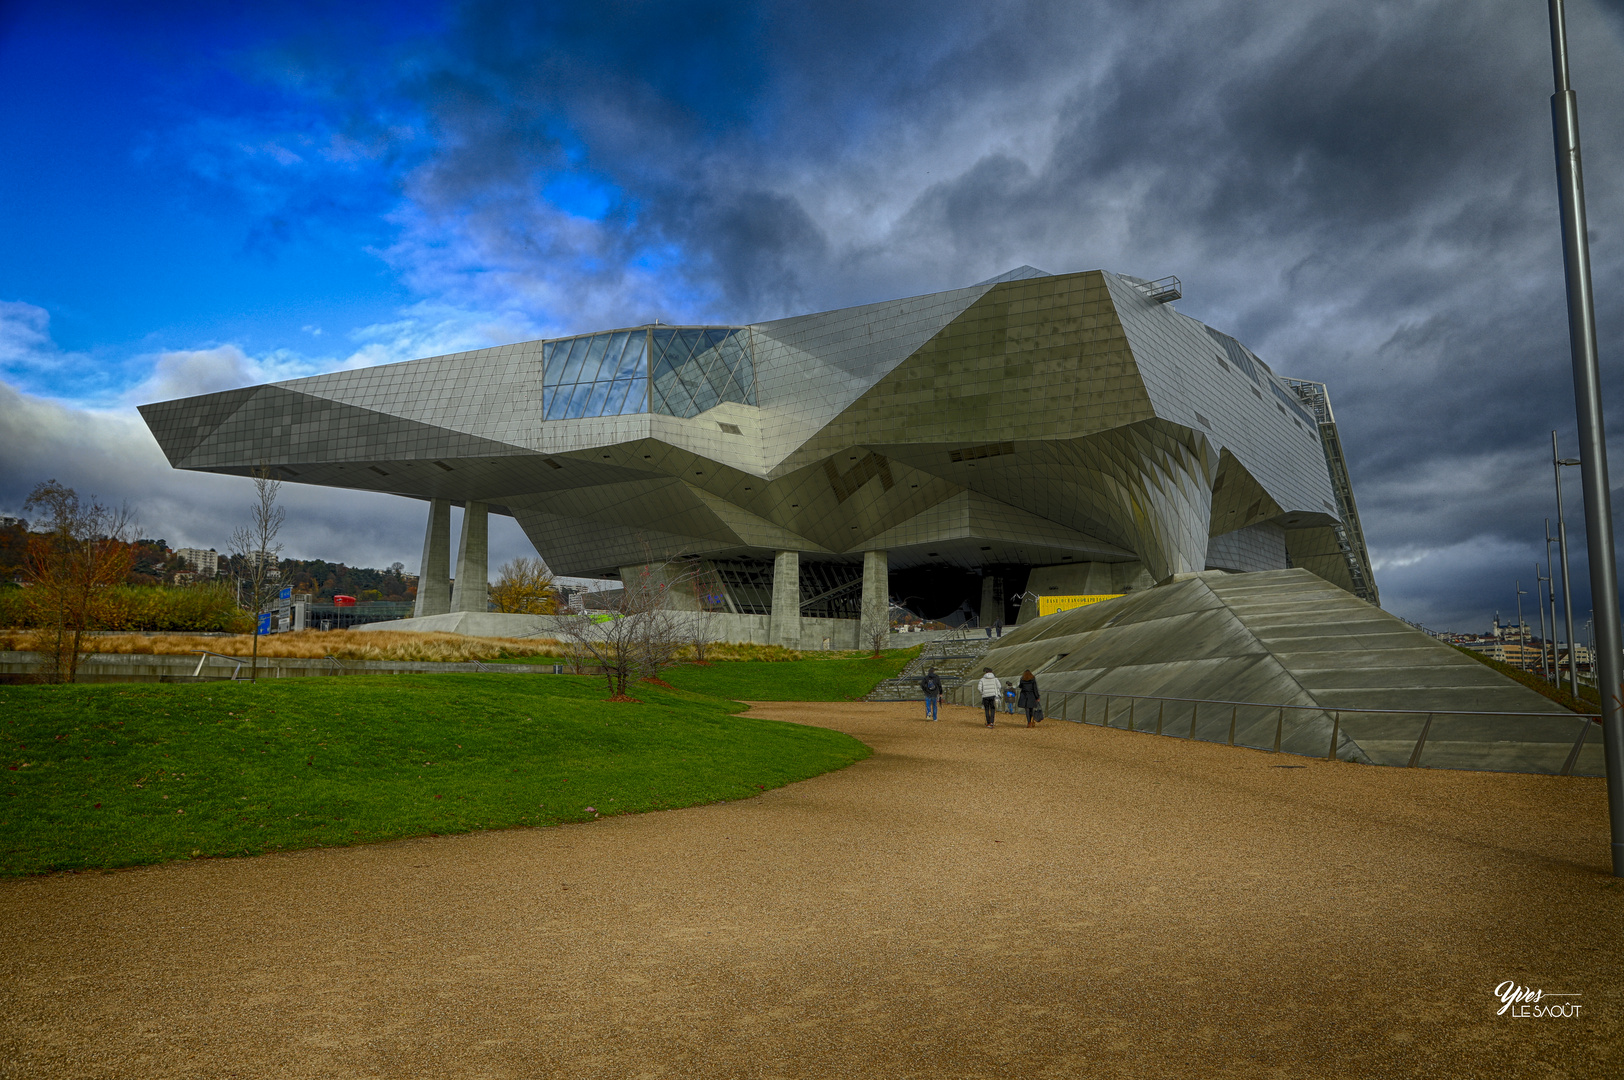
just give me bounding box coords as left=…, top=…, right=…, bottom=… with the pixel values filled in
left=972, top=569, right=1598, bottom=774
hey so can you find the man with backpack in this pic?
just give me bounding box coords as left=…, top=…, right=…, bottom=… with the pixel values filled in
left=919, top=667, right=943, bottom=722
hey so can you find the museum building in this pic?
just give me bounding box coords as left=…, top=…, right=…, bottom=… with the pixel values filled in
left=139, top=266, right=1377, bottom=647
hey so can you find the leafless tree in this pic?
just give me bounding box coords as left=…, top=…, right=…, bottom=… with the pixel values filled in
left=685, top=558, right=725, bottom=664
left=559, top=559, right=695, bottom=698
left=22, top=480, right=137, bottom=683
left=229, top=465, right=285, bottom=683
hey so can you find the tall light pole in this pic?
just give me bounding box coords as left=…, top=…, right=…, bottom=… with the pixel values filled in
left=1552, top=433, right=1581, bottom=696
left=1536, top=562, right=1551, bottom=680
left=1515, top=582, right=1530, bottom=671
left=1545, top=520, right=1563, bottom=686
left=1546, top=0, right=1623, bottom=876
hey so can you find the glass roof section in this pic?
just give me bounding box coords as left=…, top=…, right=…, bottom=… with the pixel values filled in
left=540, top=327, right=753, bottom=421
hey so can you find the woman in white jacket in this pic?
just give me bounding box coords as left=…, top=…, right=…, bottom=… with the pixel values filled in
left=977, top=668, right=1001, bottom=728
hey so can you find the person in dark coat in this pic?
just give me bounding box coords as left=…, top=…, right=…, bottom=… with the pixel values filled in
left=1017, top=669, right=1041, bottom=727
left=919, top=667, right=943, bottom=722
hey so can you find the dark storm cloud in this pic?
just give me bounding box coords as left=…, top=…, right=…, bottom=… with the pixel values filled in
left=12, top=0, right=1616, bottom=630
left=364, top=0, right=1623, bottom=628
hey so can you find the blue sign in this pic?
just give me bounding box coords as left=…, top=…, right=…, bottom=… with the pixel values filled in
left=279, top=586, right=292, bottom=603
left=257, top=612, right=273, bottom=635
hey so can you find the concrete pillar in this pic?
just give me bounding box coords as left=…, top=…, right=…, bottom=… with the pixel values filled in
left=451, top=501, right=489, bottom=613
left=617, top=563, right=701, bottom=610
left=979, top=574, right=997, bottom=628
left=860, top=549, right=889, bottom=647
left=414, top=498, right=452, bottom=617
left=769, top=550, right=801, bottom=648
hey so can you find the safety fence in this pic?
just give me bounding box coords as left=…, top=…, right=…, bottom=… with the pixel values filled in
left=1041, top=689, right=1604, bottom=777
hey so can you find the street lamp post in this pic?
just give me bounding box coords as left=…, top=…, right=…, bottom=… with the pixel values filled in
left=1546, top=0, right=1624, bottom=876
left=1545, top=520, right=1563, bottom=685
left=1553, top=433, right=1581, bottom=696
left=1535, top=563, right=1550, bottom=680
left=1516, top=582, right=1528, bottom=672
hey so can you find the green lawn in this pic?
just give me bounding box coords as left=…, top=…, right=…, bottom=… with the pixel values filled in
left=0, top=674, right=871, bottom=876
left=658, top=651, right=916, bottom=701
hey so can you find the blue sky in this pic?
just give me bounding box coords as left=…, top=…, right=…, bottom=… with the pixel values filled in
left=3, top=0, right=1624, bottom=631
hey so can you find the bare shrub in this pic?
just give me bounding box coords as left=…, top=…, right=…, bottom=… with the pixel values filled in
left=228, top=465, right=284, bottom=683
left=686, top=559, right=726, bottom=664
left=559, top=560, right=695, bottom=698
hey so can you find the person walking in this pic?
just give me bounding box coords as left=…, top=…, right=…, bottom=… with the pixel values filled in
left=1018, top=669, right=1041, bottom=727
left=994, top=618, right=1003, bottom=638
left=1003, top=681, right=1017, bottom=714
left=920, top=667, right=943, bottom=722
left=977, top=668, right=1000, bottom=727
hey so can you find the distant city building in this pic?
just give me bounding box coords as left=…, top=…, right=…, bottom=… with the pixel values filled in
left=174, top=547, right=219, bottom=577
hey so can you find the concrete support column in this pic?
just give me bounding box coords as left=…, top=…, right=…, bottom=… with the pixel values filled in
left=617, top=563, right=701, bottom=610
left=860, top=549, right=889, bottom=647
left=414, top=498, right=452, bottom=617
left=769, top=550, right=801, bottom=648
left=979, top=574, right=997, bottom=629
left=451, top=501, right=489, bottom=613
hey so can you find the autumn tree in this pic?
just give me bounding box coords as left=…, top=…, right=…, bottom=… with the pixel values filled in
left=490, top=556, right=556, bottom=614
left=229, top=465, right=285, bottom=683
left=22, top=480, right=137, bottom=683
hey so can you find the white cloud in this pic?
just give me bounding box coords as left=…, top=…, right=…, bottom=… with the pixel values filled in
left=0, top=378, right=537, bottom=573
left=130, top=345, right=259, bottom=403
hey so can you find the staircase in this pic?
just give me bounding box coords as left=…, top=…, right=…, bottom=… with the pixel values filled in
left=867, top=634, right=996, bottom=701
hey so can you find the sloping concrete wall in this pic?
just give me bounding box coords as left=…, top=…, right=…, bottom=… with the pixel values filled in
left=967, top=569, right=1594, bottom=773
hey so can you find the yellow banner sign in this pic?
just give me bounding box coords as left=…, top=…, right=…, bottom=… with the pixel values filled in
left=1037, top=594, right=1124, bottom=617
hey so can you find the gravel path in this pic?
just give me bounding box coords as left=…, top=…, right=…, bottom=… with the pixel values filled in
left=2, top=701, right=1618, bottom=1078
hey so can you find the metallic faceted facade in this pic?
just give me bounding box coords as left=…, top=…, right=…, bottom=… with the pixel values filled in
left=140, top=267, right=1375, bottom=621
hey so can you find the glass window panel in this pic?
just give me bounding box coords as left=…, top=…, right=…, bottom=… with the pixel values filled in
left=655, top=329, right=693, bottom=378
left=542, top=387, right=564, bottom=420
left=658, top=376, right=698, bottom=418
left=654, top=328, right=677, bottom=352
left=598, top=332, right=630, bottom=383
left=606, top=378, right=641, bottom=415
left=609, top=331, right=647, bottom=381
left=675, top=355, right=709, bottom=399
left=566, top=383, right=594, bottom=418
left=676, top=329, right=706, bottom=366
left=542, top=339, right=562, bottom=381
left=577, top=334, right=612, bottom=384
left=689, top=369, right=722, bottom=413
left=582, top=380, right=612, bottom=417
left=555, top=336, right=590, bottom=385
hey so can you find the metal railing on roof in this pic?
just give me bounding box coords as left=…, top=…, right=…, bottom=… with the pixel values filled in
left=1135, top=276, right=1182, bottom=303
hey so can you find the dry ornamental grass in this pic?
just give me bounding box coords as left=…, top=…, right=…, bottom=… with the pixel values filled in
left=0, top=628, right=839, bottom=665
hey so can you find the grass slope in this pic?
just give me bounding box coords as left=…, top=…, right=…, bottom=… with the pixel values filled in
left=658, top=651, right=917, bottom=701
left=1448, top=644, right=1600, bottom=713
left=0, top=674, right=871, bottom=876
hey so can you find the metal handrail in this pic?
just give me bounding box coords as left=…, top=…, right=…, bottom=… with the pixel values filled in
left=322, top=655, right=346, bottom=672
left=1043, top=687, right=1599, bottom=721
left=1039, top=687, right=1601, bottom=778
left=191, top=650, right=246, bottom=680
